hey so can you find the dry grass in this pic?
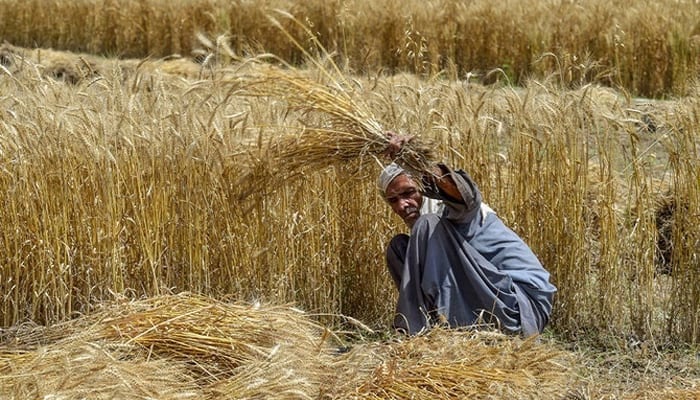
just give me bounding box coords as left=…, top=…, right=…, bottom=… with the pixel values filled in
left=0, top=2, right=698, bottom=398
left=1, top=294, right=697, bottom=399
left=0, top=43, right=698, bottom=344
left=229, top=61, right=438, bottom=195
left=330, top=329, right=575, bottom=400
left=0, top=0, right=698, bottom=97
left=0, top=293, right=337, bottom=399
left=86, top=294, right=336, bottom=382
left=0, top=42, right=207, bottom=83
left=567, top=336, right=700, bottom=400
left=0, top=341, right=201, bottom=399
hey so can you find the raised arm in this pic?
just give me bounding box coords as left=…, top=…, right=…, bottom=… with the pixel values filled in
left=423, top=164, right=464, bottom=203
left=383, top=131, right=481, bottom=219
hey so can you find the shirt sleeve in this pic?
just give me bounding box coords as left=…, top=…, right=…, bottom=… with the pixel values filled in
left=421, top=164, right=482, bottom=224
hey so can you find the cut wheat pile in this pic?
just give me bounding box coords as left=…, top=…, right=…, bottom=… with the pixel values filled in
left=2, top=294, right=697, bottom=399
left=329, top=328, right=577, bottom=399
left=0, top=293, right=582, bottom=399
left=0, top=293, right=336, bottom=399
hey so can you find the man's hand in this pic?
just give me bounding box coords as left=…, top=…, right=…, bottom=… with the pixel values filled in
left=383, top=130, right=414, bottom=160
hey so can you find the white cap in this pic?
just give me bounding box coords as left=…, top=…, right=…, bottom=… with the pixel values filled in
left=377, top=162, right=405, bottom=194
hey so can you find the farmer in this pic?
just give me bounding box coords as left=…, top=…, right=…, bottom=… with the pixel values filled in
left=379, top=132, right=556, bottom=337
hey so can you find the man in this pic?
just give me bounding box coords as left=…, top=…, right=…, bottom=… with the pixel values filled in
left=379, top=133, right=556, bottom=337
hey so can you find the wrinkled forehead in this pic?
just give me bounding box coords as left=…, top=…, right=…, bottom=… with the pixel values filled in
left=383, top=173, right=418, bottom=198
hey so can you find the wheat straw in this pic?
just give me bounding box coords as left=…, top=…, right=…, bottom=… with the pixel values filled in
left=2, top=294, right=697, bottom=399
left=231, top=63, right=437, bottom=186
left=329, top=328, right=575, bottom=400
left=0, top=341, right=201, bottom=399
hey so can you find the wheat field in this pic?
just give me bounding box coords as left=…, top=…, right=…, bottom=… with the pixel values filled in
left=1, top=0, right=699, bottom=97
left=0, top=0, right=699, bottom=398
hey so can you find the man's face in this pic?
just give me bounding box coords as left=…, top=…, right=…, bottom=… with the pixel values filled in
left=384, top=173, right=423, bottom=228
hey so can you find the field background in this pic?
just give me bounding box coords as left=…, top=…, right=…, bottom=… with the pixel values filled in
left=0, top=0, right=699, bottom=398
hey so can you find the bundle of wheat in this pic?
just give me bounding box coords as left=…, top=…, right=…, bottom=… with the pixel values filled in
left=80, top=293, right=337, bottom=383
left=0, top=293, right=339, bottom=399
left=0, top=43, right=99, bottom=83
left=231, top=63, right=437, bottom=189
left=0, top=341, right=201, bottom=399
left=209, top=356, right=323, bottom=400
left=329, top=328, right=576, bottom=399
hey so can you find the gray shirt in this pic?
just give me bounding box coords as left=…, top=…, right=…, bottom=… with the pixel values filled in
left=388, top=165, right=556, bottom=336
